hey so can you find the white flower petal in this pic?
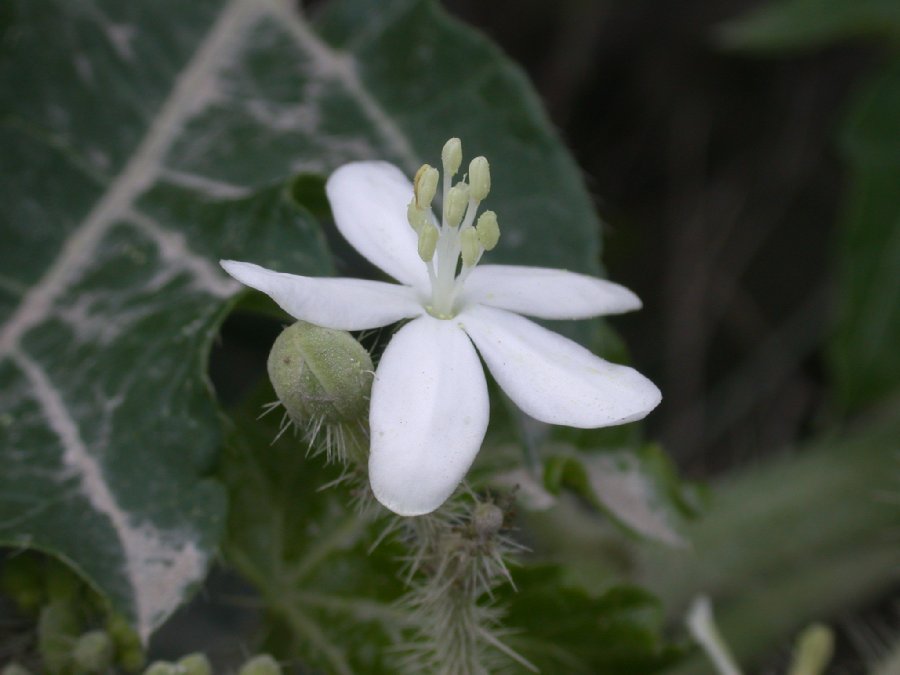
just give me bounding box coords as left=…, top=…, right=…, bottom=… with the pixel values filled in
left=462, top=265, right=642, bottom=319
left=326, top=161, right=430, bottom=290
left=220, top=260, right=423, bottom=330
left=369, top=315, right=489, bottom=516
left=460, top=305, right=660, bottom=427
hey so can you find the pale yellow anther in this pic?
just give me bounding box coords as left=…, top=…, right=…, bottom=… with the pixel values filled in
left=444, top=182, right=470, bottom=227
left=417, top=224, right=439, bottom=262
left=460, top=227, right=480, bottom=267
left=414, top=164, right=439, bottom=208
left=476, top=211, right=500, bottom=250
left=468, top=156, right=490, bottom=202
left=407, top=200, right=427, bottom=232
left=441, top=138, right=462, bottom=177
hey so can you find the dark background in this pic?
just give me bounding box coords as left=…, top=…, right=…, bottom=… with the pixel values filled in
left=440, top=0, right=876, bottom=475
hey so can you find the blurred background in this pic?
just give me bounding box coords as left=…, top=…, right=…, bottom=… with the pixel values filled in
left=441, top=0, right=870, bottom=471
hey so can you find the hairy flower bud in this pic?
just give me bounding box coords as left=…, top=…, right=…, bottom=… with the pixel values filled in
left=268, top=322, right=373, bottom=427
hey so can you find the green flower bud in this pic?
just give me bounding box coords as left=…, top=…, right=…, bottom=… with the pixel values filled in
left=238, top=654, right=282, bottom=675
left=460, top=227, right=480, bottom=268
left=417, top=224, right=439, bottom=262
left=107, top=613, right=145, bottom=671
left=441, top=137, right=462, bottom=177
left=443, top=183, right=469, bottom=227
left=143, top=662, right=178, bottom=675
left=476, top=211, right=500, bottom=251
left=177, top=653, right=212, bottom=675
left=267, top=322, right=373, bottom=427
left=72, top=630, right=114, bottom=672
left=38, top=600, right=80, bottom=673
left=468, top=156, right=490, bottom=202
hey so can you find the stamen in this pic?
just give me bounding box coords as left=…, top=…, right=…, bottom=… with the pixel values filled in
left=468, top=156, right=490, bottom=202
left=417, top=224, right=439, bottom=262
left=418, top=140, right=502, bottom=318
left=441, top=138, right=462, bottom=177
left=444, top=183, right=469, bottom=228
left=414, top=164, right=439, bottom=208
left=459, top=228, right=480, bottom=268
left=475, top=211, right=500, bottom=251
left=407, top=200, right=427, bottom=232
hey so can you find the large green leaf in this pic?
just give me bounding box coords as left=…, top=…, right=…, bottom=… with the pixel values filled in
left=0, top=0, right=603, bottom=640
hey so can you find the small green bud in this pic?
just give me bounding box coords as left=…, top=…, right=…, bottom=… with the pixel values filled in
left=2, top=664, right=33, bottom=675
left=460, top=227, right=480, bottom=267
left=72, top=630, right=114, bottom=672
left=143, top=662, right=178, bottom=675
left=473, top=502, right=504, bottom=537
left=406, top=200, right=426, bottom=232
left=417, top=224, right=439, bottom=262
left=476, top=211, right=500, bottom=251
left=38, top=600, right=80, bottom=673
left=788, top=623, right=833, bottom=675
left=413, top=164, right=439, bottom=208
left=441, top=137, right=462, bottom=177
left=468, top=156, right=490, bottom=201
left=107, top=613, right=144, bottom=671
left=267, top=322, right=373, bottom=427
left=238, top=654, right=283, bottom=675
left=443, top=183, right=469, bottom=227
left=177, top=653, right=213, bottom=675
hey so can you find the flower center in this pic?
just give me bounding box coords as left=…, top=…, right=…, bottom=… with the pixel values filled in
left=407, top=138, right=501, bottom=319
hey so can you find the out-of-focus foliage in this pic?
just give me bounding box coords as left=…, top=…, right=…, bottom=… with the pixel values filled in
left=717, top=0, right=900, bottom=51
left=722, top=0, right=900, bottom=412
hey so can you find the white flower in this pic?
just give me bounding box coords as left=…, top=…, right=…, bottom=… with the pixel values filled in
left=221, top=140, right=661, bottom=516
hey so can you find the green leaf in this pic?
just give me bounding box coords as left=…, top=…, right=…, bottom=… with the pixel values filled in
left=221, top=385, right=406, bottom=675
left=717, top=0, right=900, bottom=52
left=1, top=0, right=603, bottom=640
left=500, top=565, right=683, bottom=674
left=830, top=61, right=900, bottom=409
left=543, top=445, right=692, bottom=547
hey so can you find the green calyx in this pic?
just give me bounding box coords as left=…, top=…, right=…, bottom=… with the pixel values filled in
left=267, top=322, right=373, bottom=426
